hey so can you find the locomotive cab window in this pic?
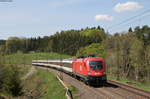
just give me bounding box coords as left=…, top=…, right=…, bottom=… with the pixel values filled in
left=89, top=61, right=103, bottom=70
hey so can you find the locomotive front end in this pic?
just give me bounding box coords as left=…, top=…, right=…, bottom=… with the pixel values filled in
left=86, top=58, right=107, bottom=85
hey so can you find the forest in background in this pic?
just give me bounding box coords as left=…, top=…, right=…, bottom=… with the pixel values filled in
left=0, top=25, right=150, bottom=97
left=0, top=26, right=106, bottom=55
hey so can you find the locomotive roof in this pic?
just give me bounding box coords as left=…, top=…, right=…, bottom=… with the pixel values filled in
left=74, top=57, right=104, bottom=62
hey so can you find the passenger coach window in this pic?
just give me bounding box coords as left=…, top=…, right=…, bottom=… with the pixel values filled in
left=89, top=61, right=103, bottom=70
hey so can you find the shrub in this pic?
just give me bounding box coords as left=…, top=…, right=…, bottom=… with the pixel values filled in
left=76, top=43, right=106, bottom=58
left=0, top=64, right=23, bottom=97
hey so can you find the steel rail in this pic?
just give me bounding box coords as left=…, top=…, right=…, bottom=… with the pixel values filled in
left=108, top=80, right=150, bottom=99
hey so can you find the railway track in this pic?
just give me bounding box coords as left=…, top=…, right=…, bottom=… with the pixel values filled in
left=73, top=76, right=150, bottom=99
left=32, top=62, right=150, bottom=99
left=107, top=80, right=150, bottom=98
left=97, top=83, right=148, bottom=99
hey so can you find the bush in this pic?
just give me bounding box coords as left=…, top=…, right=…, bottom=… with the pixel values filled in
left=0, top=64, right=23, bottom=97
left=76, top=43, right=106, bottom=58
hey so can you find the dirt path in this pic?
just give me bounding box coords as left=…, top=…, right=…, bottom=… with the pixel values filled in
left=22, top=66, right=36, bottom=80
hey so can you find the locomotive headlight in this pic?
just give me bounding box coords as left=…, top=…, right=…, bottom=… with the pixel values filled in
left=88, top=72, right=91, bottom=75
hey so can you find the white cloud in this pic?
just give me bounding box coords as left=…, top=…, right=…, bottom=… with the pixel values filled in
left=114, top=1, right=143, bottom=13
left=95, top=14, right=113, bottom=21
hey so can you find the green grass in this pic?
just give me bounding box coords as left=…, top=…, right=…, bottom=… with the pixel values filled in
left=68, top=85, right=79, bottom=99
left=69, top=85, right=78, bottom=94
left=22, top=68, right=67, bottom=99
left=36, top=68, right=66, bottom=99
left=3, top=52, right=71, bottom=65
left=108, top=75, right=150, bottom=91
left=36, top=69, right=79, bottom=99
left=23, top=67, right=79, bottom=99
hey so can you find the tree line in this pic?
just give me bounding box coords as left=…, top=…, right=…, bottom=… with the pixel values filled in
left=103, top=25, right=150, bottom=84
left=0, top=26, right=106, bottom=55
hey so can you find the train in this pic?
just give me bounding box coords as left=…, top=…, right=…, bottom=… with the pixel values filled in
left=32, top=56, right=107, bottom=85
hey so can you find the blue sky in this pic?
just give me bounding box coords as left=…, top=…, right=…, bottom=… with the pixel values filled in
left=0, top=0, right=150, bottom=39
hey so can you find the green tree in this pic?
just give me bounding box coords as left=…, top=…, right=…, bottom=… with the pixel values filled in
left=76, top=43, right=105, bottom=58
left=5, top=37, right=23, bottom=54
left=128, top=27, right=133, bottom=32
left=129, top=37, right=144, bottom=81
left=145, top=45, right=150, bottom=83
left=9, top=65, right=23, bottom=96
left=0, top=64, right=23, bottom=96
left=134, top=25, right=150, bottom=45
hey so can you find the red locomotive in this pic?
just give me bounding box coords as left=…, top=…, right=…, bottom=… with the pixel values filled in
left=72, top=56, right=107, bottom=85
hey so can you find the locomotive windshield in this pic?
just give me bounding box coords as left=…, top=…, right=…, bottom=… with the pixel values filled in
left=89, top=61, right=103, bottom=70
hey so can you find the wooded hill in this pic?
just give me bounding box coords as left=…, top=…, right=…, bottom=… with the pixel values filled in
left=0, top=26, right=106, bottom=55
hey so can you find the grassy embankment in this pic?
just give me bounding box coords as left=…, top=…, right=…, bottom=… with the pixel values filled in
left=36, top=68, right=79, bottom=99
left=1, top=52, right=79, bottom=99
left=23, top=68, right=66, bottom=99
